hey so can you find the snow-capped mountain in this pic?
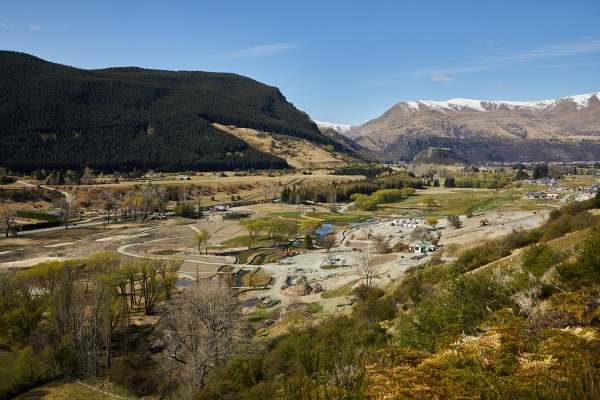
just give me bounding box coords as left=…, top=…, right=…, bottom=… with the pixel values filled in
left=314, top=120, right=353, bottom=134
left=400, top=92, right=600, bottom=114
left=344, top=92, right=600, bottom=163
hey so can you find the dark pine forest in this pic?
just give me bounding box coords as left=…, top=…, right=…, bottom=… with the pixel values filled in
left=0, top=51, right=338, bottom=173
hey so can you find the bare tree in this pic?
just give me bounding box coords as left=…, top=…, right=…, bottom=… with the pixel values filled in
left=326, top=191, right=337, bottom=204
left=99, top=191, right=118, bottom=227
left=153, top=185, right=168, bottom=216
left=179, top=186, right=189, bottom=203
left=53, top=196, right=77, bottom=229
left=373, top=234, right=390, bottom=253
left=323, top=232, right=337, bottom=252
left=356, top=249, right=383, bottom=287
left=262, top=183, right=277, bottom=203
left=447, top=215, right=463, bottom=229
left=50, top=260, right=119, bottom=375
left=1, top=204, right=17, bottom=237
left=71, top=269, right=118, bottom=375
left=191, top=187, right=204, bottom=215
left=137, top=258, right=166, bottom=314
left=139, top=185, right=156, bottom=220
left=162, top=280, right=243, bottom=394
left=410, top=225, right=433, bottom=242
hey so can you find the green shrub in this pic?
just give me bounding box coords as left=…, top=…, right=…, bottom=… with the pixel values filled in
left=521, top=243, right=561, bottom=278
left=173, top=201, right=197, bottom=218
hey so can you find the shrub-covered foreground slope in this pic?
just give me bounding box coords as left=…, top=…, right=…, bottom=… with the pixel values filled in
left=2, top=196, right=600, bottom=399
left=197, top=198, right=600, bottom=399
left=0, top=51, right=338, bottom=173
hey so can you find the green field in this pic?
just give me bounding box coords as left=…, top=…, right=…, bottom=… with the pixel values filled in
left=381, top=186, right=556, bottom=216
left=269, top=211, right=304, bottom=219
left=304, top=212, right=371, bottom=224
left=218, top=234, right=272, bottom=249
left=249, top=307, right=275, bottom=325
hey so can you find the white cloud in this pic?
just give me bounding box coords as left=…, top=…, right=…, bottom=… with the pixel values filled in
left=29, top=24, right=45, bottom=33
left=486, top=37, right=600, bottom=64
left=0, top=21, right=6, bottom=29
left=412, top=37, right=600, bottom=77
left=220, top=42, right=301, bottom=59
left=353, top=37, right=600, bottom=90
left=431, top=75, right=454, bottom=84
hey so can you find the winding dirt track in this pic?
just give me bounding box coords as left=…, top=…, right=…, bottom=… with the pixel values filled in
left=0, top=206, right=550, bottom=312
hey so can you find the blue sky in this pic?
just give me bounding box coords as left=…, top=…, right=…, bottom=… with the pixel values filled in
left=1, top=1, right=599, bottom=125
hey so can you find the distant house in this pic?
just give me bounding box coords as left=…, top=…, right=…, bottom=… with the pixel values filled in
left=409, top=240, right=437, bottom=253
left=575, top=189, right=598, bottom=202
left=524, top=192, right=547, bottom=199
left=393, top=218, right=419, bottom=228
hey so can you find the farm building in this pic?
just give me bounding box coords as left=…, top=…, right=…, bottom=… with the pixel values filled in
left=409, top=240, right=437, bottom=253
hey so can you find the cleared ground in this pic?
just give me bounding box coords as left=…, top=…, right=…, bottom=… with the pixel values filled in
left=0, top=191, right=552, bottom=318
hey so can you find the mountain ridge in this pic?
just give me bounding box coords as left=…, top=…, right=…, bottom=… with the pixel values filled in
left=314, top=120, right=353, bottom=134
left=401, top=92, right=600, bottom=114
left=345, top=92, right=600, bottom=162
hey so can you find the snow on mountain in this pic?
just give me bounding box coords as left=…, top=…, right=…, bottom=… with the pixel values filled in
left=346, top=90, right=600, bottom=163
left=314, top=120, right=353, bottom=134
left=404, top=92, right=600, bottom=114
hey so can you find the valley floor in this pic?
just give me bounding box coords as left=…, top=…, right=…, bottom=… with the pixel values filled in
left=0, top=202, right=550, bottom=316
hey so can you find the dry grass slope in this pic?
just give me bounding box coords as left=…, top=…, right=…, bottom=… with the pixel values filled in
left=213, top=123, right=356, bottom=169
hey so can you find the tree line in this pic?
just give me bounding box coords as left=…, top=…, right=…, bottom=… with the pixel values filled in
left=280, top=172, right=422, bottom=204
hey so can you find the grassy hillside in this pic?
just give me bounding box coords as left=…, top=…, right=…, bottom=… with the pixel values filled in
left=0, top=51, right=340, bottom=173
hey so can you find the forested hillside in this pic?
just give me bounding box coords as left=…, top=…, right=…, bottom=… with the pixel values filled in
left=0, top=51, right=337, bottom=173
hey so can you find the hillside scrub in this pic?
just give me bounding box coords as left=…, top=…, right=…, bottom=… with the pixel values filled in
left=348, top=188, right=416, bottom=211
left=192, top=219, right=600, bottom=398
left=453, top=172, right=513, bottom=189
left=191, top=198, right=600, bottom=398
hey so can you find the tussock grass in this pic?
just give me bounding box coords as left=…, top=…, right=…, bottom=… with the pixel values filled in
left=241, top=268, right=273, bottom=287
left=15, top=378, right=123, bottom=400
